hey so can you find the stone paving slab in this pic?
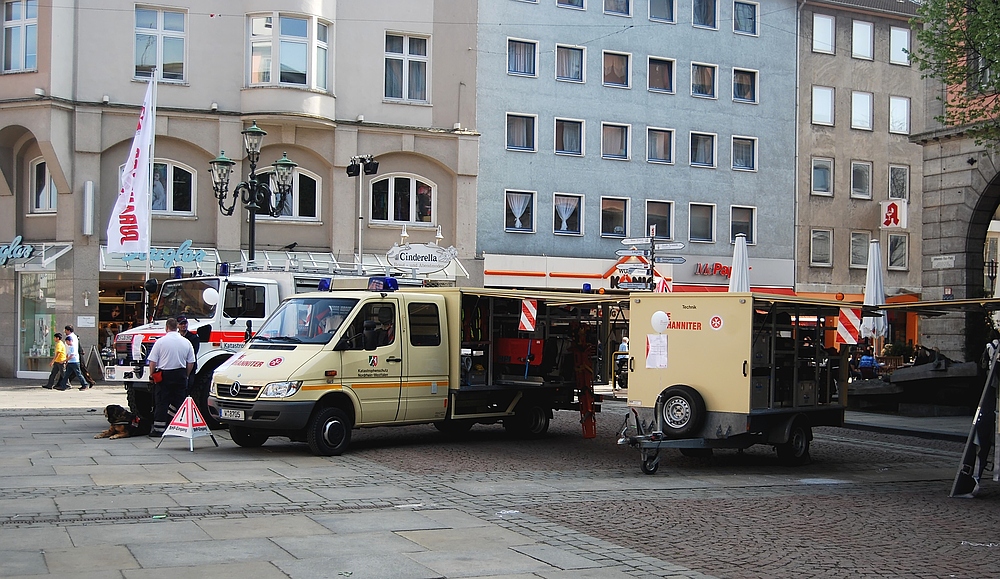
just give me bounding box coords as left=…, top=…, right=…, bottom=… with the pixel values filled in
left=67, top=519, right=210, bottom=546
left=274, top=552, right=442, bottom=579
left=195, top=513, right=332, bottom=540
left=121, top=561, right=290, bottom=579
left=43, top=544, right=139, bottom=574
left=511, top=543, right=606, bottom=570
left=127, top=537, right=293, bottom=568
left=405, top=547, right=555, bottom=577
left=309, top=510, right=451, bottom=534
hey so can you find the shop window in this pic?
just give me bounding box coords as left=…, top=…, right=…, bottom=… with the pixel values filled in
left=19, top=272, right=57, bottom=373
left=29, top=158, right=56, bottom=213
left=371, top=174, right=435, bottom=226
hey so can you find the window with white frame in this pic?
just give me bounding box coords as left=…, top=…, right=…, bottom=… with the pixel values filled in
left=731, top=206, right=755, bottom=243
left=647, top=128, right=673, bottom=163
left=850, top=231, right=870, bottom=268
left=29, top=158, right=55, bottom=213
left=507, top=114, right=537, bottom=151
left=889, top=96, right=910, bottom=134
left=135, top=7, right=185, bottom=80
left=255, top=167, right=320, bottom=220
left=650, top=0, right=674, bottom=22
left=810, top=229, right=832, bottom=266
left=556, top=45, right=585, bottom=82
left=690, top=132, right=716, bottom=167
left=812, top=86, right=834, bottom=125
left=691, top=63, right=716, bottom=97
left=813, top=13, right=835, bottom=54
left=888, top=233, right=908, bottom=269
left=648, top=57, right=674, bottom=92
left=647, top=200, right=672, bottom=238
left=602, top=197, right=628, bottom=236
left=689, top=203, right=715, bottom=242
left=889, top=164, right=909, bottom=199
left=384, top=33, right=428, bottom=102
left=603, top=51, right=630, bottom=87
left=505, top=190, right=535, bottom=232
left=555, top=118, right=584, bottom=155
left=371, top=175, right=435, bottom=225
left=851, top=161, right=872, bottom=199
left=4, top=0, right=36, bottom=72
left=248, top=14, right=329, bottom=88
left=508, top=38, right=537, bottom=76
left=149, top=161, right=194, bottom=214
left=812, top=158, right=833, bottom=196
left=558, top=0, right=585, bottom=8
left=733, top=1, right=757, bottom=35
left=851, top=91, right=872, bottom=130
left=852, top=20, right=873, bottom=60
left=733, top=68, right=757, bottom=103
left=890, top=26, right=910, bottom=65
left=693, top=0, right=717, bottom=28
left=605, top=0, right=630, bottom=16
left=732, top=136, right=756, bottom=171
left=554, top=193, right=583, bottom=234
left=602, top=123, right=630, bottom=159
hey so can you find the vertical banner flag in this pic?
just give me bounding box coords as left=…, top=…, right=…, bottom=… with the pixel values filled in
left=836, top=307, right=861, bottom=345
left=107, top=78, right=156, bottom=254
left=519, top=299, right=537, bottom=332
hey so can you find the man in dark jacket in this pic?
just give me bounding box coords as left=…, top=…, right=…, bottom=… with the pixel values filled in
left=176, top=315, right=200, bottom=395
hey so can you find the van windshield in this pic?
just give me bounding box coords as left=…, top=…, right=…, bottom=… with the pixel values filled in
left=152, top=279, right=221, bottom=321
left=253, top=298, right=358, bottom=345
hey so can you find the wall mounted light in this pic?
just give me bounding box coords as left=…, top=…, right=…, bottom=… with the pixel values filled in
left=82, top=291, right=91, bottom=307
left=102, top=95, right=110, bottom=104
left=210, top=102, right=218, bottom=111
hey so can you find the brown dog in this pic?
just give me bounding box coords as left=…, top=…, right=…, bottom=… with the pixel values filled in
left=95, top=404, right=149, bottom=439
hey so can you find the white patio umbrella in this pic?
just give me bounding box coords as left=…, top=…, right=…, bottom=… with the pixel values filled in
left=860, top=239, right=887, bottom=339
left=728, top=233, right=750, bottom=292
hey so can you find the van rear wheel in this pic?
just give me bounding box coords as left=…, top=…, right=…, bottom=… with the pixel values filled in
left=504, top=402, right=550, bottom=439
left=307, top=407, right=352, bottom=456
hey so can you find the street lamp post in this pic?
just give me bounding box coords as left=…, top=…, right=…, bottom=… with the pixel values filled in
left=209, top=122, right=297, bottom=262
left=987, top=258, right=998, bottom=297
left=346, top=154, right=379, bottom=275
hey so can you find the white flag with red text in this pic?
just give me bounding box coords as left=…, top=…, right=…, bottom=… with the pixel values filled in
left=106, top=78, right=155, bottom=254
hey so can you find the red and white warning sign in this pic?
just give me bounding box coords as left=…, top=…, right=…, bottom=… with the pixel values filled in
left=519, top=299, right=537, bottom=332
left=156, top=396, right=219, bottom=451
left=835, top=307, right=861, bottom=345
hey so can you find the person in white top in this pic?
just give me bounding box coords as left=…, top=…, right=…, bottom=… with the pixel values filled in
left=58, top=325, right=93, bottom=390
left=146, top=317, right=195, bottom=437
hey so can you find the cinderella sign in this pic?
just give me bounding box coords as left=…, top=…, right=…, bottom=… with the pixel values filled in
left=386, top=242, right=457, bottom=275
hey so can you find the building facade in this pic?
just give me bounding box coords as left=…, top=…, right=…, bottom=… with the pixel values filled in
left=795, top=0, right=925, bottom=345
left=475, top=0, right=799, bottom=292
left=0, top=0, right=479, bottom=378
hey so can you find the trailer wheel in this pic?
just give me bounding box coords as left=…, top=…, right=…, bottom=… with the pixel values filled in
left=504, top=402, right=550, bottom=439
left=776, top=422, right=811, bottom=466
left=660, top=385, right=705, bottom=438
left=679, top=448, right=713, bottom=458
left=640, top=452, right=660, bottom=475
left=229, top=426, right=268, bottom=448
left=307, top=407, right=352, bottom=456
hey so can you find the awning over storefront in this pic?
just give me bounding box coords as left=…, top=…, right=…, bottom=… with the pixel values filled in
left=13, top=242, right=72, bottom=271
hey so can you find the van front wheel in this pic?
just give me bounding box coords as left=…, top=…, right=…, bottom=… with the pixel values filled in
left=307, top=407, right=352, bottom=456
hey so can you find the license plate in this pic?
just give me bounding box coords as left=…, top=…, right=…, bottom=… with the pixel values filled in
left=104, top=367, right=116, bottom=380
left=221, top=409, right=245, bottom=421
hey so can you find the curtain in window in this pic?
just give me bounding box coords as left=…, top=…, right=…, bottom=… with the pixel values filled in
left=603, top=126, right=626, bottom=157
left=507, top=116, right=533, bottom=149
left=605, top=0, right=629, bottom=13
left=508, top=41, right=535, bottom=75
left=732, top=139, right=753, bottom=169
left=507, top=192, right=531, bottom=229
left=408, top=61, right=426, bottom=100
left=649, top=60, right=672, bottom=91
left=693, top=0, right=715, bottom=26
left=394, top=177, right=411, bottom=221
left=733, top=71, right=754, bottom=100
left=557, top=48, right=582, bottom=80
left=557, top=121, right=581, bottom=153
left=554, top=196, right=579, bottom=231
left=734, top=3, right=755, bottom=33
left=649, top=0, right=673, bottom=20
left=692, top=134, right=713, bottom=165
left=385, top=58, right=402, bottom=98
left=692, top=65, right=713, bottom=96
left=604, top=55, right=627, bottom=85
left=648, top=131, right=670, bottom=161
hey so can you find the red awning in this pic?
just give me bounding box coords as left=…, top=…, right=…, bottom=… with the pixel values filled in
left=671, top=284, right=796, bottom=296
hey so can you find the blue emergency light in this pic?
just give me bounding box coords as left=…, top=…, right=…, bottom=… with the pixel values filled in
left=367, top=276, right=398, bottom=292
left=173, top=266, right=183, bottom=279
left=317, top=277, right=332, bottom=291
left=217, top=262, right=230, bottom=276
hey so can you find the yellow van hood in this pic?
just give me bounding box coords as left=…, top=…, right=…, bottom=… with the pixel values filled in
left=216, top=348, right=313, bottom=385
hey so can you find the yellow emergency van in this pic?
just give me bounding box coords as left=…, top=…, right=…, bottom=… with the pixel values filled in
left=208, top=278, right=604, bottom=455
left=619, top=292, right=855, bottom=474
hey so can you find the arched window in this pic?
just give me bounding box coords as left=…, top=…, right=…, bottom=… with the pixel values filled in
left=255, top=167, right=320, bottom=221
left=29, top=158, right=56, bottom=213
left=370, top=174, right=435, bottom=226
left=118, top=159, right=196, bottom=215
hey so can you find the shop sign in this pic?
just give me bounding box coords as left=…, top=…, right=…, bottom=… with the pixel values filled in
left=119, top=239, right=208, bottom=268
left=880, top=199, right=908, bottom=229
left=0, top=236, right=34, bottom=266
left=386, top=243, right=457, bottom=274
left=695, top=262, right=733, bottom=278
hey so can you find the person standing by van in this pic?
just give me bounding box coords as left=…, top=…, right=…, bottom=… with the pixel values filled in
left=44, top=333, right=66, bottom=390
left=176, top=315, right=200, bottom=394
left=58, top=325, right=93, bottom=390
left=146, top=317, right=195, bottom=437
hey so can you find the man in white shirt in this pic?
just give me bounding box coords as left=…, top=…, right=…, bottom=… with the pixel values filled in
left=57, top=325, right=93, bottom=391
left=146, top=318, right=195, bottom=437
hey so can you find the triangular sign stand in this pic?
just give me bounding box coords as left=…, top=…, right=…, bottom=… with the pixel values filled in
left=156, top=396, right=219, bottom=451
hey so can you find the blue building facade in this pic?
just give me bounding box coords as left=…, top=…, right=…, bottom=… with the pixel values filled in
left=476, top=0, right=799, bottom=290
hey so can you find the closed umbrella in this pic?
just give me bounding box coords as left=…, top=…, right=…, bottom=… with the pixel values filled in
left=728, top=233, right=750, bottom=292
left=860, top=239, right=887, bottom=339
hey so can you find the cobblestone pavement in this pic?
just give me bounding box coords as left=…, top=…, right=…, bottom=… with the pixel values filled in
left=0, top=390, right=997, bottom=578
